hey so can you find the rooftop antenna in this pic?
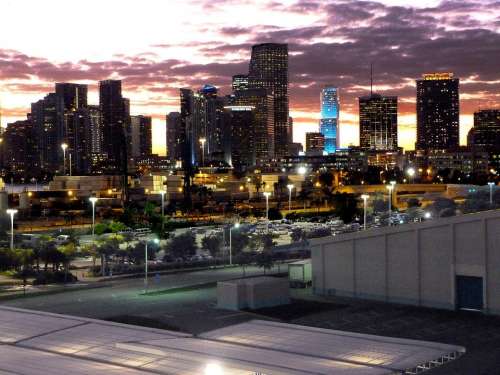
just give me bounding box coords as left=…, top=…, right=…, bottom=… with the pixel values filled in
left=370, top=62, right=373, bottom=96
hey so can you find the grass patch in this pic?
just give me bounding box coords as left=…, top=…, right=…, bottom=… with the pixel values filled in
left=244, top=299, right=347, bottom=321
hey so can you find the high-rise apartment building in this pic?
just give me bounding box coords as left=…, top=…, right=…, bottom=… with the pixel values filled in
left=223, top=106, right=255, bottom=171
left=130, top=115, right=152, bottom=158
left=359, top=94, right=398, bottom=151
left=166, top=112, right=181, bottom=160
left=416, top=73, right=459, bottom=150
left=99, top=80, right=128, bottom=173
left=231, top=88, right=274, bottom=164
left=31, top=93, right=59, bottom=172
left=469, top=109, right=500, bottom=150
left=180, top=88, right=194, bottom=168
left=320, top=87, right=340, bottom=153
left=248, top=43, right=289, bottom=158
left=3, top=119, right=39, bottom=177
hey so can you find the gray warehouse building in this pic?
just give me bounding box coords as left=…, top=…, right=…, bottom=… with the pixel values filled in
left=310, top=209, right=500, bottom=314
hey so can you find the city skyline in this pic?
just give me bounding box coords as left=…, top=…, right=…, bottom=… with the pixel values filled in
left=0, top=0, right=499, bottom=154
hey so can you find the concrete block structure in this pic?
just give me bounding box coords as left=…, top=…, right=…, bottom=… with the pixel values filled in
left=310, top=209, right=500, bottom=314
left=217, top=277, right=290, bottom=311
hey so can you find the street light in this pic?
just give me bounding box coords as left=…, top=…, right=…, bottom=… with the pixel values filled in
left=488, top=182, right=495, bottom=206
left=361, top=194, right=369, bottom=230
left=199, top=137, right=206, bottom=166
left=6, top=209, right=18, bottom=250
left=61, top=143, right=68, bottom=175
left=287, top=184, right=294, bottom=212
left=407, top=167, right=415, bottom=183
left=263, top=192, right=271, bottom=220
left=229, top=222, right=240, bottom=266
left=424, top=212, right=432, bottom=220
left=89, top=197, right=98, bottom=237
left=159, top=190, right=166, bottom=232
left=144, top=238, right=160, bottom=293
left=386, top=184, right=394, bottom=225
left=298, top=166, right=306, bottom=175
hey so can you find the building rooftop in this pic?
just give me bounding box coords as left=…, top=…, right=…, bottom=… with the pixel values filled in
left=0, top=306, right=464, bottom=375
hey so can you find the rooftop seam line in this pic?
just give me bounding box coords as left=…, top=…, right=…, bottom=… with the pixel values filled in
left=12, top=321, right=91, bottom=345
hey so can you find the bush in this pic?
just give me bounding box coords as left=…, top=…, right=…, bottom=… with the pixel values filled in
left=32, top=271, right=78, bottom=285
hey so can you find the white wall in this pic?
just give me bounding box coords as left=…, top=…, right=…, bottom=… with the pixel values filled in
left=310, top=209, right=500, bottom=314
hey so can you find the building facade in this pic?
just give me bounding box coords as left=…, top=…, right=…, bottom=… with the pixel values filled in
left=248, top=43, right=289, bottom=158
left=166, top=112, right=181, bottom=160
left=359, top=94, right=398, bottom=151
left=469, top=109, right=500, bottom=150
left=223, top=106, right=255, bottom=171
left=416, top=73, right=460, bottom=150
left=305, top=132, right=325, bottom=155
left=320, top=87, right=339, bottom=153
left=311, top=209, right=500, bottom=314
left=232, top=74, right=249, bottom=92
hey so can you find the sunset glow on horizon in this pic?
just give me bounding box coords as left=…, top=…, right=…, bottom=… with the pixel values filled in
left=1, top=0, right=499, bottom=155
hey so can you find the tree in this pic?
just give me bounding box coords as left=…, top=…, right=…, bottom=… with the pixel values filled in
left=429, top=197, right=457, bottom=217
left=407, top=198, right=421, bottom=208
left=166, top=232, right=198, bottom=259
left=58, top=243, right=77, bottom=283
left=332, top=193, right=359, bottom=223
left=235, top=252, right=252, bottom=277
left=259, top=233, right=276, bottom=251
left=228, top=231, right=249, bottom=256
left=202, top=234, right=222, bottom=257
left=319, top=171, right=334, bottom=187
left=290, top=228, right=305, bottom=242
left=256, top=250, right=274, bottom=274
left=268, top=207, right=283, bottom=221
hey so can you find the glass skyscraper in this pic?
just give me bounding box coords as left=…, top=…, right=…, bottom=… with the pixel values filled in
left=319, top=87, right=339, bottom=153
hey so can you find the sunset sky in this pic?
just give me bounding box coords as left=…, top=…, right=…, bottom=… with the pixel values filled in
left=0, top=0, right=499, bottom=155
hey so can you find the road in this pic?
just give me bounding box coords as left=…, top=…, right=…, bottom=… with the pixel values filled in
left=1, top=265, right=281, bottom=333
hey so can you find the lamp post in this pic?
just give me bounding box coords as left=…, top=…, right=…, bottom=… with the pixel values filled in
left=6, top=209, right=18, bottom=250
left=488, top=182, right=495, bottom=206
left=61, top=143, right=68, bottom=175
left=229, top=222, right=240, bottom=266
left=263, top=192, right=271, bottom=220
left=386, top=184, right=394, bottom=225
left=361, top=194, right=369, bottom=230
left=144, top=238, right=160, bottom=293
left=89, top=197, right=98, bottom=237
left=199, top=137, right=206, bottom=167
left=69, top=153, right=72, bottom=176
left=159, top=190, right=166, bottom=233
left=406, top=167, right=415, bottom=184
left=287, top=184, right=294, bottom=212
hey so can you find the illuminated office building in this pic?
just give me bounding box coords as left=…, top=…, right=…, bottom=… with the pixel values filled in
left=248, top=43, right=289, bottom=158
left=232, top=75, right=249, bottom=92
left=320, top=87, right=340, bottom=153
left=416, top=73, right=459, bottom=150
left=359, top=94, right=398, bottom=151
left=468, top=109, right=500, bottom=150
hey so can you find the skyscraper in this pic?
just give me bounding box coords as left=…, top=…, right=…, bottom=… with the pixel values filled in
left=223, top=106, right=255, bottom=171
left=416, top=73, right=459, bottom=150
left=99, top=80, right=128, bottom=173
left=180, top=88, right=194, bottom=167
left=31, top=93, right=59, bottom=172
left=248, top=43, right=289, bottom=158
left=469, top=109, right=500, bottom=150
left=166, top=112, right=181, bottom=160
left=359, top=94, right=398, bottom=151
left=3, top=119, right=39, bottom=177
left=320, top=87, right=340, bottom=153
left=130, top=115, right=152, bottom=158
left=231, top=88, right=274, bottom=164
left=55, top=83, right=89, bottom=174
left=232, top=74, right=249, bottom=92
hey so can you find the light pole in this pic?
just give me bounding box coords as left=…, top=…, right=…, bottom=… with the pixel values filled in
left=159, top=190, right=166, bottom=233
left=406, top=167, right=415, bottom=184
left=61, top=143, right=68, bottom=175
left=488, top=182, right=495, bottom=206
left=263, top=192, right=271, bottom=220
left=386, top=184, right=394, bottom=225
left=144, top=238, right=160, bottom=293
left=229, top=222, right=240, bottom=266
left=6, top=209, right=18, bottom=250
left=89, top=197, right=98, bottom=237
left=361, top=194, right=369, bottom=230
left=69, top=153, right=72, bottom=176
left=287, top=184, right=294, bottom=212
left=199, top=137, right=206, bottom=167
